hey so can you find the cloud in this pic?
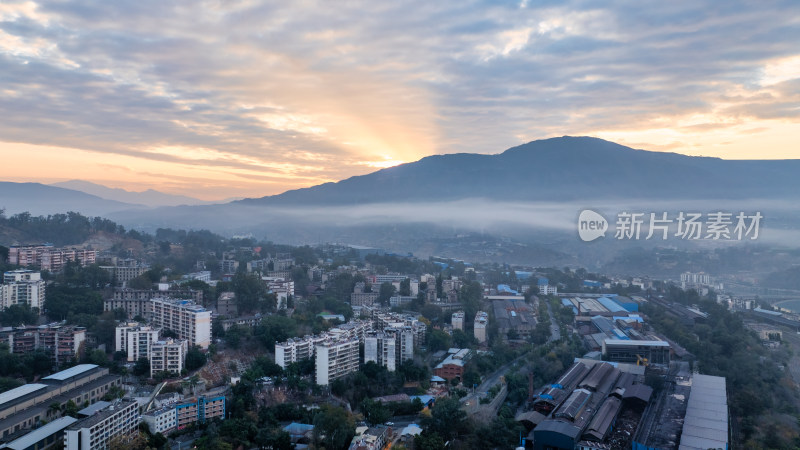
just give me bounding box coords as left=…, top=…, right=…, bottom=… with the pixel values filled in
left=0, top=0, right=799, bottom=198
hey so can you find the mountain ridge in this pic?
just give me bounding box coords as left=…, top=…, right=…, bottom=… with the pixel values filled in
left=235, top=136, right=800, bottom=206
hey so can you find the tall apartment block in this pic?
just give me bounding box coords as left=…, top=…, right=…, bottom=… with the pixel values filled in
left=364, top=331, right=397, bottom=372
left=275, top=335, right=326, bottom=369
left=149, top=339, right=188, bottom=377
left=315, top=337, right=360, bottom=386
left=64, top=400, right=138, bottom=450
left=9, top=245, right=96, bottom=272
left=0, top=322, right=86, bottom=365
left=99, top=259, right=148, bottom=286
left=175, top=394, right=226, bottom=430
left=1, top=269, right=45, bottom=311
left=474, top=311, right=488, bottom=343
left=150, top=298, right=211, bottom=349
left=104, top=288, right=203, bottom=319
left=115, top=324, right=160, bottom=362
left=452, top=311, right=465, bottom=331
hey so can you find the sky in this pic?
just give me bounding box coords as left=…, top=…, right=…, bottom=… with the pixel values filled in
left=0, top=0, right=799, bottom=200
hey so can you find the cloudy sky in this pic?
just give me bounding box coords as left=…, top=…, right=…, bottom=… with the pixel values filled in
left=1, top=1, right=799, bottom=200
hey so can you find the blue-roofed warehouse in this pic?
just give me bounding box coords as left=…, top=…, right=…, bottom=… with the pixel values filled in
left=612, top=296, right=639, bottom=312
left=597, top=297, right=627, bottom=313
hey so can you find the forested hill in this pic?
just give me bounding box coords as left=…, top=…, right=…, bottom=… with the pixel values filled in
left=0, top=211, right=139, bottom=247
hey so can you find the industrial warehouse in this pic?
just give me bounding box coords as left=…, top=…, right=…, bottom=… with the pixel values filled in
left=519, top=360, right=728, bottom=450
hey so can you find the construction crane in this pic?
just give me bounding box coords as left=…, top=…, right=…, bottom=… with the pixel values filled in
left=636, top=354, right=649, bottom=366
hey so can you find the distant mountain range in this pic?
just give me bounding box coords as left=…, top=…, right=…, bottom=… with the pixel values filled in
left=4, top=136, right=800, bottom=262
left=50, top=180, right=216, bottom=207
left=0, top=182, right=140, bottom=217
left=237, top=136, right=800, bottom=206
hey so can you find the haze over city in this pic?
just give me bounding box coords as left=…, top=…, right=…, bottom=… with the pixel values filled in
left=1, top=0, right=799, bottom=199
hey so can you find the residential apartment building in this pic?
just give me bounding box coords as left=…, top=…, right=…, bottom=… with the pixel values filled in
left=114, top=324, right=160, bottom=362
left=142, top=406, right=176, bottom=436
left=451, top=311, right=465, bottom=331
left=1, top=269, right=45, bottom=311
left=275, top=335, right=326, bottom=369
left=474, top=311, right=488, bottom=344
left=350, top=292, right=378, bottom=307
left=149, top=339, right=188, bottom=377
left=149, top=298, right=212, bottom=349
left=0, top=322, right=86, bottom=365
left=9, top=245, right=96, bottom=272
left=64, top=400, right=138, bottom=450
left=103, top=288, right=203, bottom=319
left=98, top=258, right=147, bottom=286
left=364, top=331, right=397, bottom=372
left=175, top=394, right=226, bottom=430
left=216, top=292, right=237, bottom=316
left=316, top=337, right=360, bottom=386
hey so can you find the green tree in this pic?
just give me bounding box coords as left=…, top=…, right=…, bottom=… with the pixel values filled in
left=428, top=329, right=452, bottom=353
left=133, top=357, right=150, bottom=377
left=399, top=278, right=411, bottom=296
left=361, top=398, right=391, bottom=426
left=185, top=345, right=207, bottom=371
left=420, top=397, right=468, bottom=441
left=378, top=282, right=396, bottom=306
left=313, top=404, right=355, bottom=450
left=415, top=431, right=446, bottom=450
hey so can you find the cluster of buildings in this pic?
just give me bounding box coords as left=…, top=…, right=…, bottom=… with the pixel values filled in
left=275, top=312, right=426, bottom=386
left=433, top=348, right=470, bottom=381
left=7, top=245, right=97, bottom=272
left=141, top=390, right=226, bottom=435
left=526, top=359, right=728, bottom=450
left=0, top=355, right=229, bottom=450
left=561, top=294, right=673, bottom=365
left=98, top=258, right=148, bottom=286
left=492, top=299, right=536, bottom=340
left=0, top=364, right=123, bottom=448
left=112, top=297, right=212, bottom=378
left=0, top=270, right=45, bottom=312
left=0, top=322, right=86, bottom=366
left=103, top=287, right=205, bottom=319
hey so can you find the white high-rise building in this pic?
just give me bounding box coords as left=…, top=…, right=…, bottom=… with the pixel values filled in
left=275, top=335, right=326, bottom=369
left=474, top=311, right=488, bottom=344
left=315, top=337, right=359, bottom=386
left=452, top=311, right=465, bottom=331
left=149, top=339, right=188, bottom=377
left=1, top=270, right=45, bottom=311
left=364, top=331, right=397, bottom=372
left=150, top=298, right=212, bottom=349
left=115, top=324, right=161, bottom=362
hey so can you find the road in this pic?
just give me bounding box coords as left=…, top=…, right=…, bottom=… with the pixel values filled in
left=545, top=301, right=561, bottom=342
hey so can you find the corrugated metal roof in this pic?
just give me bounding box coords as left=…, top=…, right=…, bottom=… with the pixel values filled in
left=4, top=416, right=78, bottom=450
left=43, top=364, right=98, bottom=381
left=678, top=374, right=728, bottom=450
left=0, top=383, right=48, bottom=407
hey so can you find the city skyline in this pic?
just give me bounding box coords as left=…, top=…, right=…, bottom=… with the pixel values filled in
left=1, top=1, right=799, bottom=200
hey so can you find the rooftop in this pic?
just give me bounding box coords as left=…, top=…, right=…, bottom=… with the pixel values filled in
left=679, top=374, right=728, bottom=450
left=3, top=416, right=78, bottom=450
left=42, top=364, right=99, bottom=382
left=0, top=384, right=48, bottom=408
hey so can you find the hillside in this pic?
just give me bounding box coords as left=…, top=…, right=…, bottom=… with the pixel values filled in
left=0, top=182, right=141, bottom=217
left=237, top=136, right=800, bottom=206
